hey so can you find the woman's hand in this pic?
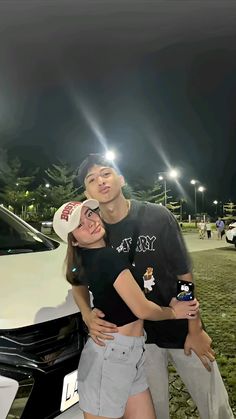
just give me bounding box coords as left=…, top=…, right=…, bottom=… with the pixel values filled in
left=169, top=297, right=199, bottom=320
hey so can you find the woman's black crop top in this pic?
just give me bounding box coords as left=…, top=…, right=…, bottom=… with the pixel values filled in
left=80, top=247, right=142, bottom=326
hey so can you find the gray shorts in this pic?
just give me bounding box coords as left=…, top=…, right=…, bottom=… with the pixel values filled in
left=77, top=333, right=148, bottom=418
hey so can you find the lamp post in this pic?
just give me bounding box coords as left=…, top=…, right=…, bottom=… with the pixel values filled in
left=198, top=186, right=205, bottom=213
left=158, top=175, right=167, bottom=206
left=190, top=179, right=198, bottom=215
left=158, top=169, right=179, bottom=207
left=213, top=200, right=218, bottom=216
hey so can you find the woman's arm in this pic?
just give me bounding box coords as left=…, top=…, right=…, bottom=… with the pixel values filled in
left=113, top=270, right=199, bottom=321
left=72, top=285, right=92, bottom=321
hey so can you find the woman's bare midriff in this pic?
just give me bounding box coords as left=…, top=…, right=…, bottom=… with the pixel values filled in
left=117, top=319, right=144, bottom=337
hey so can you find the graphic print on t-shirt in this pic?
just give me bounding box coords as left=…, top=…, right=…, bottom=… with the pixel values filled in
left=143, top=267, right=156, bottom=293
left=116, top=235, right=156, bottom=253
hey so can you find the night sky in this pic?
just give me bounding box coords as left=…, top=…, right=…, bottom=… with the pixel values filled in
left=1, top=1, right=236, bottom=206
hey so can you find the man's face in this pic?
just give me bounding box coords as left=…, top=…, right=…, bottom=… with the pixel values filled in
left=84, top=164, right=124, bottom=204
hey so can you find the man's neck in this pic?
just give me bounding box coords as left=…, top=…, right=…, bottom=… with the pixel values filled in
left=99, top=195, right=130, bottom=224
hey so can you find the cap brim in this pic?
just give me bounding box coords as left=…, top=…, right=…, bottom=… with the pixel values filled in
left=82, top=199, right=99, bottom=211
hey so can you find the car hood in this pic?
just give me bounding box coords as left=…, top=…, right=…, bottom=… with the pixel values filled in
left=0, top=242, right=79, bottom=329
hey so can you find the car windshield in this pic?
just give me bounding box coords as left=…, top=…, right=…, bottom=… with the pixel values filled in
left=0, top=207, right=59, bottom=255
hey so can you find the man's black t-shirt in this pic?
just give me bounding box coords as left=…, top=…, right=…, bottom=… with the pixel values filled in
left=80, top=247, right=142, bottom=326
left=104, top=200, right=192, bottom=349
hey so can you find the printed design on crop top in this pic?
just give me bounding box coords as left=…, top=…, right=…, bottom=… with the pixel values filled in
left=143, top=267, right=156, bottom=293
left=116, top=235, right=156, bottom=253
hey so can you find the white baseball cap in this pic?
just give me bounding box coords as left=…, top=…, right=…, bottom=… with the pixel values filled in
left=53, top=199, right=99, bottom=242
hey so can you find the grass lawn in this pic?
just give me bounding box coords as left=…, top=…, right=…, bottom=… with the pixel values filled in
left=169, top=247, right=236, bottom=418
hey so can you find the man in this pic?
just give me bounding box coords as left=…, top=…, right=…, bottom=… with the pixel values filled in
left=216, top=217, right=225, bottom=240
left=72, top=153, right=233, bottom=419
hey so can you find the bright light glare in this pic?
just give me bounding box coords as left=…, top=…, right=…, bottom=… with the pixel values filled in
left=198, top=186, right=205, bottom=192
left=45, top=183, right=50, bottom=188
left=190, top=179, right=196, bottom=185
left=169, top=169, right=178, bottom=179
left=105, top=150, right=116, bottom=161
left=158, top=175, right=163, bottom=180
left=68, top=87, right=107, bottom=149
left=213, top=200, right=218, bottom=205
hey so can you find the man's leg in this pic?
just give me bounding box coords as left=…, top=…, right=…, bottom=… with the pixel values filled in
left=145, top=344, right=170, bottom=419
left=169, top=349, right=234, bottom=419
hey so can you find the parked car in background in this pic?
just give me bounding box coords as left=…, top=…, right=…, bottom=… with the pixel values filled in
left=0, top=206, right=86, bottom=418
left=41, top=220, right=53, bottom=235
left=225, top=221, right=236, bottom=248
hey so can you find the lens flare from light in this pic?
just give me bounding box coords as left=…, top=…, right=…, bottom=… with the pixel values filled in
left=105, top=150, right=115, bottom=161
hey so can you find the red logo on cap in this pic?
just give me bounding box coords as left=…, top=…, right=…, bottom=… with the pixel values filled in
left=60, top=202, right=81, bottom=221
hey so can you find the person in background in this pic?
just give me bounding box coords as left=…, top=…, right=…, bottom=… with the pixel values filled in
left=72, top=153, right=234, bottom=419
left=198, top=220, right=206, bottom=239
left=53, top=199, right=199, bottom=419
left=215, top=217, right=225, bottom=240
left=206, top=220, right=212, bottom=239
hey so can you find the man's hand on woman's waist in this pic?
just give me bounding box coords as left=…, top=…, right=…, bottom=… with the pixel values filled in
left=84, top=308, right=118, bottom=346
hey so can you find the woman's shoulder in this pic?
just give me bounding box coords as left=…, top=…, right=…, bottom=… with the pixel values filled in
left=98, top=247, right=130, bottom=271
left=99, top=247, right=123, bottom=261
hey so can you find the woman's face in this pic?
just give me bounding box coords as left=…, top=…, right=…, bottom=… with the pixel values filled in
left=72, top=206, right=105, bottom=248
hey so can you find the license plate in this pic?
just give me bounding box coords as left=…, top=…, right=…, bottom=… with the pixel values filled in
left=60, top=370, right=79, bottom=412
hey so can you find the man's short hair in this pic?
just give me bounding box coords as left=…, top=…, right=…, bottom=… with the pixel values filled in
left=77, top=153, right=116, bottom=186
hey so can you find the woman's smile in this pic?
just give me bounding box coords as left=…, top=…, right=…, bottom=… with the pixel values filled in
left=92, top=224, right=102, bottom=234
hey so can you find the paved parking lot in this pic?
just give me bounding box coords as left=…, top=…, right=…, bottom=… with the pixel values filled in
left=184, top=232, right=231, bottom=252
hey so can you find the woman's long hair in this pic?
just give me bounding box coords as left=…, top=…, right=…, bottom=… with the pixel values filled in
left=65, top=232, right=85, bottom=285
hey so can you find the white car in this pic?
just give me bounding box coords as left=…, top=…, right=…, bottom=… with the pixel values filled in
left=0, top=206, right=86, bottom=419
left=225, top=221, right=236, bottom=248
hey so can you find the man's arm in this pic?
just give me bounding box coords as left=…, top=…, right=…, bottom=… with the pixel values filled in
left=72, top=285, right=118, bottom=346
left=177, top=273, right=215, bottom=371
left=161, top=210, right=215, bottom=371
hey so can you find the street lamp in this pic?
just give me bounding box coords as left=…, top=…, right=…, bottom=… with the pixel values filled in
left=105, top=150, right=116, bottom=161
left=45, top=183, right=50, bottom=188
left=213, top=200, right=218, bottom=216
left=158, top=169, right=179, bottom=207
left=198, top=186, right=206, bottom=213
left=190, top=179, right=198, bottom=215
left=169, top=169, right=178, bottom=179
left=158, top=175, right=167, bottom=206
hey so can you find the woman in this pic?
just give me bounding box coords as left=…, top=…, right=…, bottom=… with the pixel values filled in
left=53, top=200, right=199, bottom=419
